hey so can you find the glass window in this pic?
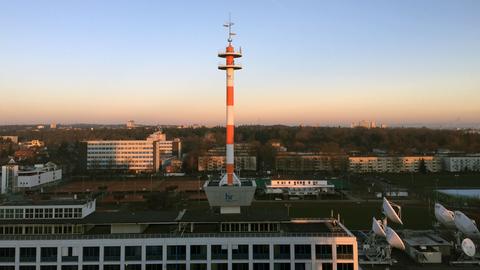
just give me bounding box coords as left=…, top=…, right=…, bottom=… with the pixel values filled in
left=167, top=245, right=186, bottom=261
left=211, top=264, right=227, bottom=270
left=274, top=245, right=290, bottom=260
left=20, top=266, right=36, bottom=270
left=20, top=247, right=36, bottom=262
left=166, top=265, right=186, bottom=270
left=146, top=246, right=163, bottom=260
left=125, top=265, right=141, bottom=270
left=146, top=265, right=163, bottom=270
left=253, top=245, right=269, bottom=260
left=61, top=266, right=77, bottom=270
left=337, top=263, right=353, bottom=270
left=294, top=245, right=311, bottom=260
left=125, top=246, right=142, bottom=261
left=315, top=245, right=332, bottom=260
left=104, top=246, right=121, bottom=261
left=41, top=247, right=57, bottom=262
left=104, top=266, right=120, bottom=270
left=336, top=245, right=353, bottom=260
left=83, top=246, right=99, bottom=261
left=253, top=263, right=269, bottom=270
left=211, top=245, right=228, bottom=260
left=274, top=263, right=290, bottom=270
left=190, top=245, right=206, bottom=260
left=0, top=248, right=15, bottom=262
left=82, top=266, right=99, bottom=270
left=232, top=245, right=248, bottom=260
left=232, top=264, right=248, bottom=270
left=15, top=209, right=23, bottom=218
left=190, top=264, right=206, bottom=270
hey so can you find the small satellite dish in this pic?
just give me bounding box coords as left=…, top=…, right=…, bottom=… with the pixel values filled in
left=454, top=211, right=480, bottom=239
left=386, top=226, right=405, bottom=250
left=383, top=197, right=403, bottom=225
left=434, top=203, right=455, bottom=229
left=372, top=217, right=386, bottom=237
left=461, top=238, right=476, bottom=257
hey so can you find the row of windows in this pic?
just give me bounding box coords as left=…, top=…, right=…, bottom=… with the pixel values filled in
left=220, top=223, right=279, bottom=233
left=0, top=263, right=353, bottom=270
left=0, top=224, right=83, bottom=235
left=0, top=207, right=82, bottom=220
left=0, top=244, right=353, bottom=262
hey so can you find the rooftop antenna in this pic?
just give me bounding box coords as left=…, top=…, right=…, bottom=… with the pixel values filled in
left=223, top=13, right=236, bottom=44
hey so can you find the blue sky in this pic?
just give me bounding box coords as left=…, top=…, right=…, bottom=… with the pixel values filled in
left=0, top=0, right=479, bottom=127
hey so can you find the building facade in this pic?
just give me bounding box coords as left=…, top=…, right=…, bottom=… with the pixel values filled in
left=86, top=132, right=181, bottom=173
left=198, top=144, right=257, bottom=172
left=348, top=156, right=441, bottom=173
left=1, top=162, right=62, bottom=194
left=275, top=153, right=348, bottom=173
left=0, top=199, right=357, bottom=270
left=443, top=155, right=480, bottom=172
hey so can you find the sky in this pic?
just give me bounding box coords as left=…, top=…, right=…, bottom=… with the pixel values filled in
left=0, top=0, right=479, bottom=127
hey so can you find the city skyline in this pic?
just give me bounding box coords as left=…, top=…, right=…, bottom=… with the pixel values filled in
left=1, top=0, right=479, bottom=127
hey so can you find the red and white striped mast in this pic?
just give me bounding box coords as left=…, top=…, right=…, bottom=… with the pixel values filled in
left=218, top=18, right=242, bottom=186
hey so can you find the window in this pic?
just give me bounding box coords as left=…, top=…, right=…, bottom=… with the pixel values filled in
left=104, top=266, right=120, bottom=270
left=61, top=266, right=77, bottom=270
left=190, top=245, right=207, bottom=260
left=64, top=208, right=73, bottom=218
left=20, top=247, right=36, bottom=262
left=35, top=208, right=44, bottom=218
left=104, top=246, right=120, bottom=261
left=211, top=264, right=227, bottom=270
left=125, top=246, right=142, bottom=261
left=315, top=245, right=332, bottom=259
left=294, top=263, right=305, bottom=270
left=166, top=264, right=186, bottom=270
left=253, top=245, right=269, bottom=260
left=274, top=263, right=290, bottom=270
left=0, top=248, right=15, bottom=262
left=5, top=209, right=14, bottom=219
left=41, top=247, right=57, bottom=262
left=253, top=263, right=269, bottom=270
left=167, top=245, right=186, bottom=260
left=125, top=265, right=141, bottom=270
left=337, top=263, right=353, bottom=270
left=0, top=267, right=14, bottom=270
left=146, top=265, right=162, bottom=270
left=20, top=266, right=36, bottom=270
left=232, top=263, right=248, bottom=270
left=211, top=245, right=228, bottom=260
left=54, top=208, right=63, bottom=218
left=294, top=245, right=311, bottom=260
left=321, top=263, right=332, bottom=270
left=146, top=246, right=163, bottom=260
left=82, top=266, right=99, bottom=270
left=83, top=246, right=99, bottom=261
left=274, top=245, right=290, bottom=260
left=40, top=266, right=57, bottom=270
left=232, top=245, right=248, bottom=260
left=25, top=209, right=34, bottom=219
left=190, top=264, right=206, bottom=270
left=15, top=209, right=23, bottom=218
left=73, top=208, right=82, bottom=218
left=336, top=245, right=353, bottom=260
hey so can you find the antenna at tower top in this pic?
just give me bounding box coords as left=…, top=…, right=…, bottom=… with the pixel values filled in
left=223, top=14, right=236, bottom=43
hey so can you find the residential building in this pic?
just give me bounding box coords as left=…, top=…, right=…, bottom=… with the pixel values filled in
left=443, top=154, right=480, bottom=172
left=0, top=136, right=18, bottom=144
left=21, top=140, right=45, bottom=148
left=275, top=152, right=348, bottom=172
left=348, top=156, right=441, bottom=173
left=198, top=144, right=257, bottom=172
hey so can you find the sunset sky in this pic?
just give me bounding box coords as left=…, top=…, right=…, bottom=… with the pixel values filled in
left=0, top=0, right=479, bottom=127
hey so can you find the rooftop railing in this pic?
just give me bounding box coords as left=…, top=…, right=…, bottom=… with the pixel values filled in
left=0, top=231, right=350, bottom=241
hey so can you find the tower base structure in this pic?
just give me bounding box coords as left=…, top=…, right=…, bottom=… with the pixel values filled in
left=203, top=174, right=256, bottom=214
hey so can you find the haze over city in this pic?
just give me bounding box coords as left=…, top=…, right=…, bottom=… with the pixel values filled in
left=1, top=0, right=479, bottom=127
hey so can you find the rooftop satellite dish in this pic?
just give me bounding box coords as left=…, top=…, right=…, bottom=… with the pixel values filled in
left=386, top=226, right=405, bottom=250
left=434, top=203, right=456, bottom=229
left=372, top=217, right=386, bottom=237
left=461, top=238, right=476, bottom=257
left=454, top=211, right=480, bottom=239
left=382, top=197, right=403, bottom=225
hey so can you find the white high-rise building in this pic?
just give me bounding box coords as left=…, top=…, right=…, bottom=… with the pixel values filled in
left=85, top=132, right=181, bottom=173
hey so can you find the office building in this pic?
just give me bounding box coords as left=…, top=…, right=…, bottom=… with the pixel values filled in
left=1, top=161, right=62, bottom=194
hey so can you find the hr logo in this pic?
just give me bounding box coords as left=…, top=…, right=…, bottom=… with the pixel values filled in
left=224, top=192, right=234, bottom=202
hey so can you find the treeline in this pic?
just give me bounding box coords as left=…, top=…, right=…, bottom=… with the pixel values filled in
left=2, top=126, right=480, bottom=174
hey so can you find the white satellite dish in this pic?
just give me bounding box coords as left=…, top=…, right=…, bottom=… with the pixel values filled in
left=386, top=226, right=405, bottom=250
left=382, top=197, right=403, bottom=225
left=434, top=203, right=456, bottom=229
left=461, top=238, right=476, bottom=257
left=454, top=211, right=480, bottom=239
left=372, top=217, right=386, bottom=237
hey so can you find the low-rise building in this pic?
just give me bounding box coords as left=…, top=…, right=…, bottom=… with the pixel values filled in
left=198, top=144, right=257, bottom=172
left=443, top=154, right=480, bottom=172
left=266, top=179, right=335, bottom=197
left=21, top=139, right=45, bottom=148
left=1, top=161, right=62, bottom=194
left=348, top=156, right=441, bottom=173
left=0, top=136, right=18, bottom=144
left=275, top=152, right=348, bottom=172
